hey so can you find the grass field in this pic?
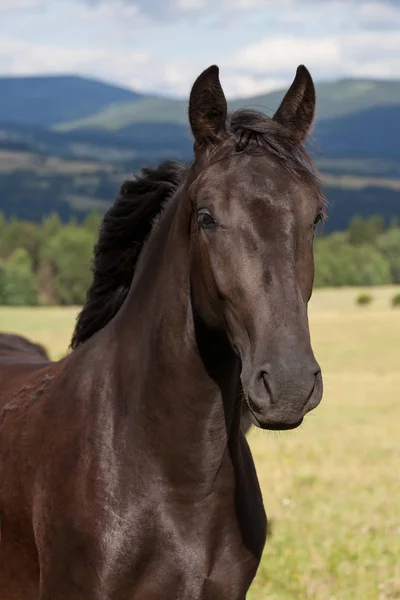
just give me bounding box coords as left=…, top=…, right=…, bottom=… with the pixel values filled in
left=1, top=286, right=399, bottom=599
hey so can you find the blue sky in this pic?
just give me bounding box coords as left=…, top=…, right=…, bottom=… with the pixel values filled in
left=0, top=0, right=400, bottom=98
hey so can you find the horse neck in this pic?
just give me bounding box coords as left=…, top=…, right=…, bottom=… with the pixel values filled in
left=111, top=191, right=242, bottom=489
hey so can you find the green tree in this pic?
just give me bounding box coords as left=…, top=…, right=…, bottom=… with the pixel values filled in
left=0, top=212, right=7, bottom=258
left=35, top=214, right=64, bottom=304
left=369, top=215, right=385, bottom=237
left=348, top=215, right=385, bottom=246
left=4, top=218, right=42, bottom=270
left=377, top=229, right=400, bottom=284
left=348, top=216, right=368, bottom=246
left=41, top=213, right=63, bottom=239
left=83, top=211, right=103, bottom=236
left=0, top=248, right=38, bottom=306
left=42, top=225, right=94, bottom=305
left=314, top=240, right=391, bottom=287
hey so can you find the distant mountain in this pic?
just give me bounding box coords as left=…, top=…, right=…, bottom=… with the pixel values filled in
left=0, top=75, right=142, bottom=128
left=231, top=78, right=400, bottom=121
left=49, top=76, right=400, bottom=164
left=0, top=121, right=192, bottom=163
left=2, top=74, right=400, bottom=161
left=56, top=97, right=188, bottom=132
left=314, top=105, right=400, bottom=158
left=54, top=77, right=400, bottom=132
left=0, top=146, right=398, bottom=230
left=0, top=73, right=399, bottom=229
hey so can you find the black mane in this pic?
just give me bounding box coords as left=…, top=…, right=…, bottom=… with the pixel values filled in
left=72, top=109, right=322, bottom=349
left=71, top=161, right=187, bottom=348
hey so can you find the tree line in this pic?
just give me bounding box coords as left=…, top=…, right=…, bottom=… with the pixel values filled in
left=314, top=215, right=400, bottom=287
left=0, top=212, right=101, bottom=306
left=0, top=213, right=399, bottom=306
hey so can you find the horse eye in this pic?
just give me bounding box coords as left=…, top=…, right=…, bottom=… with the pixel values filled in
left=198, top=209, right=217, bottom=230
left=314, top=212, right=323, bottom=227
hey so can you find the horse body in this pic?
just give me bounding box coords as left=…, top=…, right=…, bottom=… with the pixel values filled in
left=0, top=357, right=60, bottom=599
left=0, top=333, right=49, bottom=363
left=0, top=63, right=324, bottom=598
left=0, top=196, right=264, bottom=598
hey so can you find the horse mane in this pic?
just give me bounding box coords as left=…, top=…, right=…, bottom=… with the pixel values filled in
left=71, top=109, right=323, bottom=349
left=71, top=161, right=187, bottom=348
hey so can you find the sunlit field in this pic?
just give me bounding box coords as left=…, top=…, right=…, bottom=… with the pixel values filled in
left=1, top=286, right=399, bottom=599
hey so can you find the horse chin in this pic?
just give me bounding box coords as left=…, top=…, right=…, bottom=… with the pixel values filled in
left=247, top=403, right=304, bottom=431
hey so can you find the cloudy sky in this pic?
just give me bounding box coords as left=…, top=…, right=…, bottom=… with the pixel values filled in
left=0, top=0, right=399, bottom=98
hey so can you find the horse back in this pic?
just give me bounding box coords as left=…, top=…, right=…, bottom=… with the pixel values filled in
left=0, top=349, right=54, bottom=407
left=0, top=333, right=49, bottom=359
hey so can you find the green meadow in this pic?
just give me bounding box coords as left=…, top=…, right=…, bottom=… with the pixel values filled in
left=1, top=286, right=399, bottom=599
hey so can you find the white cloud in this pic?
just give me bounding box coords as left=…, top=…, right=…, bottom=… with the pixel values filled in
left=344, top=31, right=400, bottom=77
left=76, top=0, right=295, bottom=20
left=2, top=27, right=400, bottom=99
left=0, top=40, right=102, bottom=74
left=0, top=36, right=285, bottom=97
left=0, top=38, right=191, bottom=96
left=220, top=0, right=292, bottom=9
left=76, top=0, right=400, bottom=20
left=222, top=75, right=288, bottom=98
left=76, top=0, right=140, bottom=20
left=227, top=76, right=282, bottom=98
left=233, top=36, right=342, bottom=74
left=174, top=0, right=206, bottom=11
left=358, top=0, right=400, bottom=25
left=231, top=29, right=400, bottom=82
left=1, top=0, right=400, bottom=98
left=0, top=0, right=44, bottom=11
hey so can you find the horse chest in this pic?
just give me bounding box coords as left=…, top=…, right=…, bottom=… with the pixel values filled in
left=99, top=499, right=259, bottom=600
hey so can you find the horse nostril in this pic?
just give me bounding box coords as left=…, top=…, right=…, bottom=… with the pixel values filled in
left=305, top=368, right=323, bottom=410
left=261, top=371, right=274, bottom=404
left=313, top=369, right=322, bottom=390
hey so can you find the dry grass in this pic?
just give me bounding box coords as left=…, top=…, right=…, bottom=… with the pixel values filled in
left=0, top=305, right=78, bottom=359
left=1, top=286, right=399, bottom=599
left=249, top=286, right=400, bottom=599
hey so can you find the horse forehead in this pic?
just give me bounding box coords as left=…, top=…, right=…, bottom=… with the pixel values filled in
left=195, top=155, right=311, bottom=226
left=219, top=172, right=300, bottom=223
left=202, top=155, right=298, bottom=201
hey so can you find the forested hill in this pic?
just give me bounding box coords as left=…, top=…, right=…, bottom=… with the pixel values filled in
left=0, top=74, right=399, bottom=229
left=0, top=75, right=142, bottom=127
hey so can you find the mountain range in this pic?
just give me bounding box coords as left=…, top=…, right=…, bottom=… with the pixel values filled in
left=0, top=74, right=399, bottom=229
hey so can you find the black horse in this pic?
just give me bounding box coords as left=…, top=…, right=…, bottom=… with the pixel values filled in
left=0, top=63, right=323, bottom=599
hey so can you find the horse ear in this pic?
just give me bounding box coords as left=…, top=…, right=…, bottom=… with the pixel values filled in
left=273, top=65, right=316, bottom=141
left=189, top=65, right=228, bottom=149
